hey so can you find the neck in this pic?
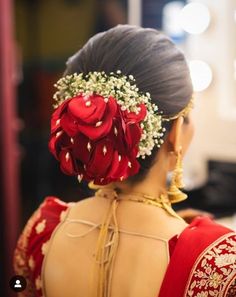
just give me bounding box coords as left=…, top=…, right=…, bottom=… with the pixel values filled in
left=116, top=180, right=167, bottom=199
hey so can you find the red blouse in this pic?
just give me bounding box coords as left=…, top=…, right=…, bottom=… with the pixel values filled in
left=14, top=197, right=236, bottom=297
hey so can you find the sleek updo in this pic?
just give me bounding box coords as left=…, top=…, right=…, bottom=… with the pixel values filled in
left=64, top=25, right=193, bottom=182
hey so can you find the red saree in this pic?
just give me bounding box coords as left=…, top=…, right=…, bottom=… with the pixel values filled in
left=14, top=197, right=236, bottom=297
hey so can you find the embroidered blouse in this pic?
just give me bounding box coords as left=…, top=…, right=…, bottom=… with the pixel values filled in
left=13, top=197, right=236, bottom=297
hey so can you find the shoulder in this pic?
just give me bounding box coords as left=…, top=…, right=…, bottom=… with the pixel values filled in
left=177, top=217, right=235, bottom=254
left=13, top=196, right=73, bottom=297
left=160, top=217, right=236, bottom=297
left=182, top=217, right=236, bottom=297
left=16, top=196, right=71, bottom=252
left=184, top=229, right=236, bottom=297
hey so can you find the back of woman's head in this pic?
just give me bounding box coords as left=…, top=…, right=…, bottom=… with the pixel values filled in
left=52, top=25, right=193, bottom=183
left=65, top=25, right=193, bottom=117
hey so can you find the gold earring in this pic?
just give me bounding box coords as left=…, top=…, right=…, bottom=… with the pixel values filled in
left=168, top=147, right=188, bottom=203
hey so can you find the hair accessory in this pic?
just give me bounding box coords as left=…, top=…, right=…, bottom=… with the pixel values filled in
left=49, top=71, right=193, bottom=185
left=167, top=148, right=187, bottom=203
left=49, top=71, right=165, bottom=185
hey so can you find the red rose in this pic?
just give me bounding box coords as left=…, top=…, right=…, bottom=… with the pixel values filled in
left=59, top=149, right=78, bottom=175
left=49, top=130, right=72, bottom=160
left=51, top=98, right=71, bottom=134
left=49, top=93, right=146, bottom=184
left=60, top=94, right=117, bottom=140
left=123, top=103, right=147, bottom=123
left=107, top=113, right=143, bottom=155
left=106, top=151, right=140, bottom=182
left=86, top=138, right=114, bottom=177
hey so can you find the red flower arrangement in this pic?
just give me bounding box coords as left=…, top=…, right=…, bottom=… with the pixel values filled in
left=49, top=71, right=165, bottom=185
left=49, top=93, right=147, bottom=185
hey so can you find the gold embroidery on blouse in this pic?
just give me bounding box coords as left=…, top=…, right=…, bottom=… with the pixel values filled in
left=35, top=219, right=47, bottom=234
left=28, top=255, right=35, bottom=271
left=215, top=254, right=236, bottom=268
left=35, top=275, right=42, bottom=290
left=185, top=233, right=236, bottom=297
left=41, top=240, right=50, bottom=256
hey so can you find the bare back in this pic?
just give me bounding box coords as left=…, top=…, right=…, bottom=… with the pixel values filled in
left=42, top=196, right=188, bottom=297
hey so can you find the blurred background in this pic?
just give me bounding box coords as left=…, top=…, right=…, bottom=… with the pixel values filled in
left=1, top=0, right=236, bottom=296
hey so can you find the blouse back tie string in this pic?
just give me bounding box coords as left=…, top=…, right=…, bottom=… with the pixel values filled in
left=62, top=188, right=180, bottom=297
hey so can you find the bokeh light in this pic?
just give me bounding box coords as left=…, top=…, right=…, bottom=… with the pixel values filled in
left=189, top=60, right=213, bottom=92
left=180, top=3, right=211, bottom=34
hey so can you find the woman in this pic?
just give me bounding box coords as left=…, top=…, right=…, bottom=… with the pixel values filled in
left=14, top=25, right=236, bottom=297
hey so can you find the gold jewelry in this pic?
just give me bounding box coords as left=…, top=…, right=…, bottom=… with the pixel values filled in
left=118, top=192, right=184, bottom=221
left=95, top=188, right=184, bottom=220
left=167, top=148, right=187, bottom=203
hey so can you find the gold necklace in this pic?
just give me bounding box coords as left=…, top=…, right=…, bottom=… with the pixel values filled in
left=95, top=188, right=183, bottom=221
